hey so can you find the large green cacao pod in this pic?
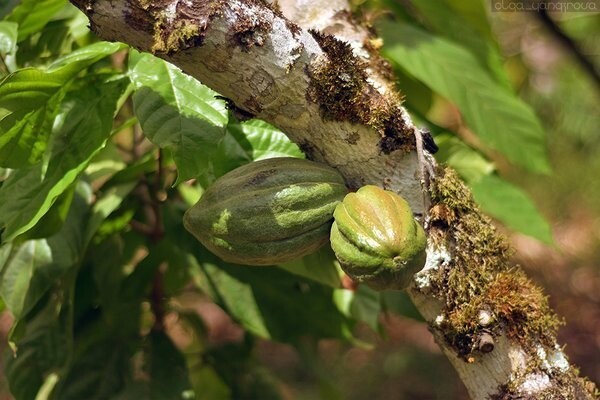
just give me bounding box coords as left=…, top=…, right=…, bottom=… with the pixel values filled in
left=183, top=157, right=348, bottom=265
left=330, top=185, right=427, bottom=290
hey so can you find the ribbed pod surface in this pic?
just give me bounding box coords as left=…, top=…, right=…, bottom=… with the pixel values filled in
left=184, top=157, right=348, bottom=265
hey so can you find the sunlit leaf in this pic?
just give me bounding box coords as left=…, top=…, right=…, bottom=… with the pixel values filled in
left=129, top=51, right=228, bottom=183
left=0, top=75, right=129, bottom=242
left=0, top=181, right=90, bottom=319
left=0, top=21, right=17, bottom=56
left=5, top=0, right=66, bottom=41
left=198, top=117, right=304, bottom=185
left=0, top=42, right=126, bottom=167
left=227, top=118, right=303, bottom=161
left=0, top=240, right=52, bottom=318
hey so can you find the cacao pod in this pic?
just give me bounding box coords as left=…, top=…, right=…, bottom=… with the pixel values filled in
left=330, top=185, right=426, bottom=290
left=183, top=157, right=348, bottom=265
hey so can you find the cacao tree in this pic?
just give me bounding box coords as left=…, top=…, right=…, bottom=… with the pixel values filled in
left=0, top=0, right=598, bottom=399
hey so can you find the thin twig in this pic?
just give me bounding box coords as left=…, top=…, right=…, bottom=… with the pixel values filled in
left=535, top=8, right=600, bottom=90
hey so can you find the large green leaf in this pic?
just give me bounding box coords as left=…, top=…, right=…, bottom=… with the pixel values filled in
left=53, top=341, right=134, bottom=400
left=434, top=134, right=551, bottom=242
left=334, top=285, right=381, bottom=333
left=381, top=22, right=550, bottom=173
left=0, top=21, right=17, bottom=56
left=129, top=51, right=228, bottom=183
left=0, top=240, right=52, bottom=318
left=0, top=75, right=129, bottom=242
left=435, top=133, right=495, bottom=183
left=0, top=69, right=68, bottom=167
left=406, top=0, right=510, bottom=87
left=4, top=295, right=69, bottom=400
left=227, top=118, right=303, bottom=161
left=0, top=42, right=125, bottom=167
left=147, top=331, right=193, bottom=400
left=278, top=247, right=341, bottom=288
left=194, top=260, right=352, bottom=343
left=0, top=181, right=91, bottom=319
left=199, top=117, right=304, bottom=185
left=5, top=0, right=66, bottom=41
left=471, top=174, right=554, bottom=244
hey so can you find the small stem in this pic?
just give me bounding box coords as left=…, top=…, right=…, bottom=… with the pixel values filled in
left=0, top=55, right=9, bottom=75
left=535, top=7, right=600, bottom=90
left=147, top=149, right=166, bottom=330
left=129, top=219, right=154, bottom=235
left=150, top=266, right=166, bottom=331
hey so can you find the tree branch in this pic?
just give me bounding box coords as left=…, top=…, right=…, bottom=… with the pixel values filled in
left=536, top=8, right=600, bottom=90
left=70, top=1, right=598, bottom=398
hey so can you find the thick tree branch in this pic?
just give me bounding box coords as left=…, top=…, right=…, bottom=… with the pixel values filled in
left=70, top=1, right=597, bottom=398
left=74, top=0, right=424, bottom=211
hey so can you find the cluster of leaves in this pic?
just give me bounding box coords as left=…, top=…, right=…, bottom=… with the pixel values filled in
left=0, top=0, right=556, bottom=399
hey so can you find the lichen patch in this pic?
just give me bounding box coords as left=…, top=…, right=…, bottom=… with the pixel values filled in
left=227, top=2, right=273, bottom=51
left=127, top=0, right=225, bottom=54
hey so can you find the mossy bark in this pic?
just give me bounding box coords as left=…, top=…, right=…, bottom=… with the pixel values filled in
left=69, top=0, right=598, bottom=398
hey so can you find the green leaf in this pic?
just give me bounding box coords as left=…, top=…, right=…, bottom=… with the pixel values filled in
left=227, top=118, right=303, bottom=161
left=53, top=341, right=134, bottom=400
left=0, top=42, right=125, bottom=167
left=19, top=183, right=75, bottom=240
left=278, top=247, right=341, bottom=288
left=5, top=0, right=66, bottom=41
left=380, top=290, right=424, bottom=322
left=146, top=331, right=193, bottom=400
left=84, top=182, right=136, bottom=246
left=0, top=21, right=17, bottom=55
left=407, top=0, right=510, bottom=87
left=0, top=70, right=68, bottom=167
left=0, top=75, right=129, bottom=242
left=380, top=22, right=550, bottom=173
left=0, top=181, right=91, bottom=319
left=471, top=174, right=554, bottom=244
left=4, top=295, right=69, bottom=400
left=334, top=285, right=381, bottom=332
left=197, top=117, right=304, bottom=185
left=435, top=133, right=495, bottom=183
left=47, top=41, right=126, bottom=74
left=0, top=241, right=52, bottom=318
left=188, top=366, right=231, bottom=400
left=129, top=51, right=228, bottom=183
left=194, top=260, right=352, bottom=343
left=14, top=9, right=95, bottom=67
